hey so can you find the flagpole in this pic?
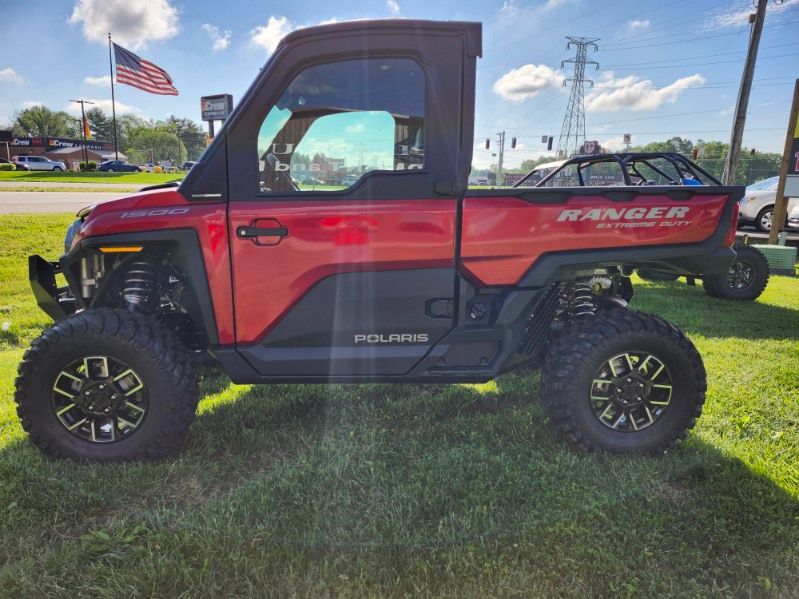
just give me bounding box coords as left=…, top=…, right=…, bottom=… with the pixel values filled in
left=108, top=33, right=119, bottom=160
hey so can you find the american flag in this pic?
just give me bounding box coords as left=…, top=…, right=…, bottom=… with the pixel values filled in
left=113, top=43, right=178, bottom=96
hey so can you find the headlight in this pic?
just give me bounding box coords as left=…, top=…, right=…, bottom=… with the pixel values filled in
left=64, top=219, right=82, bottom=254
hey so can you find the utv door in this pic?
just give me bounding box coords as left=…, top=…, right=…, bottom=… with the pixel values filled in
left=217, top=21, right=480, bottom=378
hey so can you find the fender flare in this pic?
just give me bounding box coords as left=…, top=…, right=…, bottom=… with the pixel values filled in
left=62, top=229, right=219, bottom=345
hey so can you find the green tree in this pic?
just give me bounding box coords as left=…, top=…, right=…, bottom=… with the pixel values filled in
left=125, top=127, right=185, bottom=164
left=159, top=115, right=207, bottom=161
left=637, top=136, right=694, bottom=154
left=115, top=114, right=149, bottom=153
left=85, top=107, right=113, bottom=141
left=12, top=105, right=79, bottom=138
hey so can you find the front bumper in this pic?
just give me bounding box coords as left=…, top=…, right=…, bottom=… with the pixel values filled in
left=29, top=255, right=75, bottom=321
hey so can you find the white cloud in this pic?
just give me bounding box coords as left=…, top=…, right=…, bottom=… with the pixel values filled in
left=585, top=72, right=706, bottom=112
left=202, top=23, right=231, bottom=52
left=84, top=75, right=111, bottom=86
left=711, top=0, right=799, bottom=28
left=69, top=0, right=179, bottom=50
left=544, top=0, right=569, bottom=8
left=251, top=16, right=293, bottom=54
left=251, top=16, right=343, bottom=54
left=628, top=19, right=650, bottom=30
left=0, top=67, right=23, bottom=84
left=601, top=136, right=627, bottom=151
left=493, top=64, right=565, bottom=102
left=387, top=0, right=400, bottom=15
left=21, top=101, right=45, bottom=109
left=65, top=99, right=139, bottom=115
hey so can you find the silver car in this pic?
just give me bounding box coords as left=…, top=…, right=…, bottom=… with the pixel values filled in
left=12, top=155, right=66, bottom=172
left=738, top=176, right=799, bottom=232
left=788, top=203, right=799, bottom=230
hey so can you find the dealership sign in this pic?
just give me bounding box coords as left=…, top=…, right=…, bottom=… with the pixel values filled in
left=10, top=137, right=114, bottom=151
left=201, top=94, right=233, bottom=121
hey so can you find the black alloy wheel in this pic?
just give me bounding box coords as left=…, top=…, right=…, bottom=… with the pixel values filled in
left=51, top=355, right=149, bottom=444
left=589, top=351, right=672, bottom=432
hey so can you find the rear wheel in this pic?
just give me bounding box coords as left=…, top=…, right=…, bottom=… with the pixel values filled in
left=540, top=310, right=705, bottom=455
left=755, top=206, right=773, bottom=232
left=703, top=245, right=769, bottom=301
left=15, top=309, right=199, bottom=461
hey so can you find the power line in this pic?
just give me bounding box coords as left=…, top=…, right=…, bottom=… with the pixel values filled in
left=602, top=51, right=799, bottom=71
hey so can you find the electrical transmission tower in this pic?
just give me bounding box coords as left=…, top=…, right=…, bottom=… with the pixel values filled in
left=556, top=36, right=599, bottom=158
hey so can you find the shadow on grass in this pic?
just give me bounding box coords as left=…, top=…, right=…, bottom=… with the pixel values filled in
left=631, top=278, right=799, bottom=340
left=1, top=369, right=798, bottom=595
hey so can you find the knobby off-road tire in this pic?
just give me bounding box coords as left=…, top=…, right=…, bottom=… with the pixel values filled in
left=703, top=245, right=769, bottom=301
left=540, top=309, right=706, bottom=455
left=15, top=309, right=199, bottom=461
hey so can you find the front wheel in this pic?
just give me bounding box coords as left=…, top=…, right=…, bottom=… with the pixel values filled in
left=52, top=166, right=63, bottom=172
left=540, top=310, right=706, bottom=455
left=15, top=309, right=199, bottom=461
left=107, top=168, right=114, bottom=172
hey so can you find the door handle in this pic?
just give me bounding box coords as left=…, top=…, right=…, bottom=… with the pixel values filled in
left=236, top=226, right=288, bottom=238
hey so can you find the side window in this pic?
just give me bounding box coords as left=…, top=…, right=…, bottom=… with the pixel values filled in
left=256, top=58, right=425, bottom=194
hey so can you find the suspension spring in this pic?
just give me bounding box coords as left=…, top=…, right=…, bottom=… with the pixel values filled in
left=569, top=282, right=595, bottom=317
left=122, top=259, right=157, bottom=310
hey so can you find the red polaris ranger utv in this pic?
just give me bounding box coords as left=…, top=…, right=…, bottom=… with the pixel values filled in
left=18, top=21, right=741, bottom=461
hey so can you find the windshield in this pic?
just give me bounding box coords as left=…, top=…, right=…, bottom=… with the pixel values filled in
left=747, top=177, right=779, bottom=191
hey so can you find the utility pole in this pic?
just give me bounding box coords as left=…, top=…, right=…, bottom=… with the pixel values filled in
left=557, top=36, right=599, bottom=158
left=69, top=99, right=95, bottom=168
left=495, top=131, right=506, bottom=187
left=722, top=0, right=767, bottom=185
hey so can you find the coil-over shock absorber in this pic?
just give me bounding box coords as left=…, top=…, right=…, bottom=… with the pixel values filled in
left=122, top=258, right=158, bottom=311
left=565, top=281, right=596, bottom=318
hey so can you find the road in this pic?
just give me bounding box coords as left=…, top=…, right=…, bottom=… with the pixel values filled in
left=0, top=191, right=123, bottom=214
left=0, top=181, right=139, bottom=190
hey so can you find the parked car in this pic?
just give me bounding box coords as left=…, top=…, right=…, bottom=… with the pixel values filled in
left=788, top=204, right=799, bottom=230
left=97, top=160, right=141, bottom=173
left=180, top=161, right=197, bottom=171
left=738, top=176, right=799, bottom=232
left=12, top=155, right=65, bottom=171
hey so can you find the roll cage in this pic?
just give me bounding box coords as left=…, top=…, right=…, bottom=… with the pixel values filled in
left=513, top=152, right=722, bottom=188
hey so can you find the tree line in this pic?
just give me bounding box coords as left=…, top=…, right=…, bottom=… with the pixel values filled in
left=10, top=105, right=208, bottom=164
left=476, top=136, right=782, bottom=186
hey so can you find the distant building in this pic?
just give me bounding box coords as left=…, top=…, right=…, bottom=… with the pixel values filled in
left=8, top=136, right=122, bottom=165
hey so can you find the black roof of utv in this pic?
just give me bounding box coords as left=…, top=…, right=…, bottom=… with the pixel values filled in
left=278, top=19, right=483, bottom=57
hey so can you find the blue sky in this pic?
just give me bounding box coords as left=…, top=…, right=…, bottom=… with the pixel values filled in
left=1, top=0, right=797, bottom=168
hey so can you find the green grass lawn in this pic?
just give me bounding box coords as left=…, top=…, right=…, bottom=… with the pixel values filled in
left=0, top=214, right=798, bottom=597
left=0, top=171, right=181, bottom=185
